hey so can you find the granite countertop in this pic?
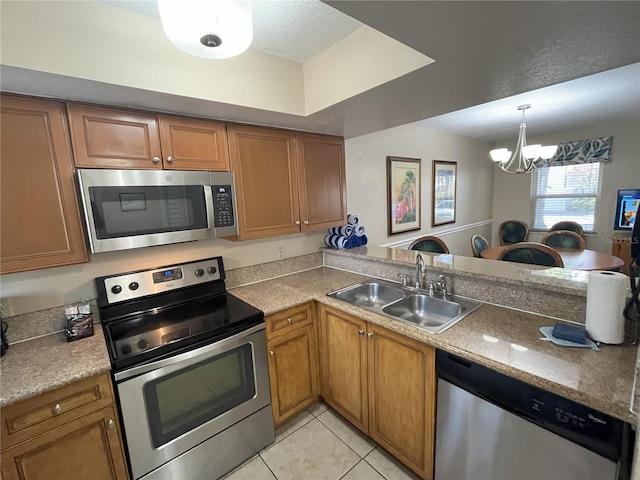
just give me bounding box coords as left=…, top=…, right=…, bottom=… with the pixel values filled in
left=1, top=266, right=636, bottom=426
left=0, top=323, right=111, bottom=407
left=229, top=267, right=638, bottom=425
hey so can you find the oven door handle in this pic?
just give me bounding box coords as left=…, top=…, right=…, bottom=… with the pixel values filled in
left=113, top=323, right=265, bottom=382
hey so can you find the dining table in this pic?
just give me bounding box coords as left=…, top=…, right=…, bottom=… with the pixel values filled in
left=480, top=245, right=625, bottom=271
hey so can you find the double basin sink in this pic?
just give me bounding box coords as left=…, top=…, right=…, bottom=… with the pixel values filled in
left=327, top=279, right=482, bottom=334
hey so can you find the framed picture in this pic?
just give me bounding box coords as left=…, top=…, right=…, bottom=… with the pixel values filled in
left=432, top=160, right=457, bottom=226
left=387, top=156, right=421, bottom=235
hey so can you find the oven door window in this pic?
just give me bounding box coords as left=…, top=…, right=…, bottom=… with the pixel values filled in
left=143, top=344, right=255, bottom=448
left=89, top=185, right=208, bottom=239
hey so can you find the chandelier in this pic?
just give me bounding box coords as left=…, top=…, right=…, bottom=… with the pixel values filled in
left=490, top=105, right=558, bottom=174
left=157, top=0, right=253, bottom=60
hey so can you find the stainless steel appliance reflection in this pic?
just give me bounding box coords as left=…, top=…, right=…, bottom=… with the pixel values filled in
left=96, top=257, right=274, bottom=480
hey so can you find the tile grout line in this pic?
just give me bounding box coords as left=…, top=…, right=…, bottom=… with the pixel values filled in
left=256, top=454, right=279, bottom=480
left=315, top=412, right=377, bottom=465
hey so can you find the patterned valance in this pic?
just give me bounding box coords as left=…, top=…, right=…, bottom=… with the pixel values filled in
left=535, top=136, right=613, bottom=168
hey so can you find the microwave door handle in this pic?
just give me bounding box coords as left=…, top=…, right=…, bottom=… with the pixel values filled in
left=204, top=185, right=216, bottom=234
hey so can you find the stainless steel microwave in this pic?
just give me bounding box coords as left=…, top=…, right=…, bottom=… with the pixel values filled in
left=77, top=169, right=238, bottom=253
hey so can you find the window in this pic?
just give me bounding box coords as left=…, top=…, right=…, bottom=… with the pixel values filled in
left=531, top=163, right=602, bottom=232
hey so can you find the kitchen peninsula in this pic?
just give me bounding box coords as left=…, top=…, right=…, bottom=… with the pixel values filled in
left=1, top=247, right=637, bottom=479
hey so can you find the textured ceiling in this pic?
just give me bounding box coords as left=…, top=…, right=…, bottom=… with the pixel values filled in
left=100, top=0, right=362, bottom=63
left=4, top=1, right=640, bottom=140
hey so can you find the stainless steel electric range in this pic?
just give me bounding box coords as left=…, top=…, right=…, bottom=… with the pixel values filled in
left=96, top=256, right=274, bottom=480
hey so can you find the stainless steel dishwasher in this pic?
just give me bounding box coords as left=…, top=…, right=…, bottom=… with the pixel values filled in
left=435, top=350, right=634, bottom=480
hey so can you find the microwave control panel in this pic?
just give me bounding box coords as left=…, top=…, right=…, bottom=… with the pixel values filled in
left=212, top=185, right=235, bottom=228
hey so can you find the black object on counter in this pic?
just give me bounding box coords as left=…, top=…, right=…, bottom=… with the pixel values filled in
left=65, top=314, right=94, bottom=342
left=552, top=322, right=589, bottom=344
left=1, top=321, right=8, bottom=356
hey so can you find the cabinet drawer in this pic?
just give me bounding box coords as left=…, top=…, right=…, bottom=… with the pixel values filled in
left=1, top=373, right=115, bottom=450
left=266, top=303, right=314, bottom=338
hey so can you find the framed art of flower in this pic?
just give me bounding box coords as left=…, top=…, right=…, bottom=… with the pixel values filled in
left=387, top=156, right=421, bottom=235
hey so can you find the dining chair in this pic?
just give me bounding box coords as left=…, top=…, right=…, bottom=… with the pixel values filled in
left=550, top=221, right=584, bottom=238
left=470, top=234, right=489, bottom=258
left=541, top=230, right=585, bottom=250
left=409, top=235, right=450, bottom=254
left=498, top=220, right=529, bottom=245
left=497, top=242, right=564, bottom=267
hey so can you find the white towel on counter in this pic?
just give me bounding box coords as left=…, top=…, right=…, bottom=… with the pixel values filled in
left=347, top=214, right=359, bottom=225
left=329, top=225, right=353, bottom=237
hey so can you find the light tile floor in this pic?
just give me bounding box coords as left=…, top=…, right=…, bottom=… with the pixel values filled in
left=225, top=402, right=420, bottom=480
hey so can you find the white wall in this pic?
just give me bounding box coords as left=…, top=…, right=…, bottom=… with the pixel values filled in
left=0, top=231, right=326, bottom=317
left=345, top=124, right=495, bottom=255
left=492, top=120, right=640, bottom=252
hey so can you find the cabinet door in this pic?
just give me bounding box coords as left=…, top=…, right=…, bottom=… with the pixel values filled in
left=318, top=305, right=368, bottom=434
left=267, top=324, right=319, bottom=426
left=367, top=326, right=436, bottom=479
left=228, top=125, right=300, bottom=239
left=67, top=103, right=162, bottom=169
left=0, top=96, right=88, bottom=274
left=1, top=406, right=129, bottom=480
left=158, top=115, right=229, bottom=171
left=296, top=134, right=347, bottom=232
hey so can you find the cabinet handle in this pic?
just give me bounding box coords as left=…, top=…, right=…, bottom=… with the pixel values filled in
left=269, top=350, right=274, bottom=356
left=287, top=318, right=292, bottom=324
left=107, top=419, right=115, bottom=429
left=167, top=155, right=173, bottom=163
left=52, top=403, right=62, bottom=415
left=358, top=329, right=364, bottom=335
left=152, top=156, right=160, bottom=164
left=303, top=220, right=309, bottom=225
left=295, top=220, right=301, bottom=225
left=367, top=332, right=373, bottom=338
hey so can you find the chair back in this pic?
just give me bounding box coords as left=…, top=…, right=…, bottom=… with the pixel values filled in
left=498, top=220, right=529, bottom=245
left=409, top=236, right=450, bottom=254
left=497, top=242, right=564, bottom=267
left=550, top=221, right=584, bottom=237
left=541, top=230, right=585, bottom=250
left=470, top=234, right=489, bottom=258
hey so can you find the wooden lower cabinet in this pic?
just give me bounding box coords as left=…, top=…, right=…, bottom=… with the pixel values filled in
left=1, top=406, right=128, bottom=480
left=318, top=304, right=436, bottom=479
left=266, top=303, right=319, bottom=427
left=367, top=326, right=436, bottom=479
left=0, top=373, right=129, bottom=480
left=318, top=305, right=369, bottom=433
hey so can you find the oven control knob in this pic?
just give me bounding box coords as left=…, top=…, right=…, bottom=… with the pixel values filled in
left=207, top=266, right=217, bottom=275
left=137, top=338, right=149, bottom=349
left=121, top=344, right=132, bottom=355
left=129, top=282, right=139, bottom=291
left=111, top=285, right=122, bottom=294
left=195, top=268, right=205, bottom=277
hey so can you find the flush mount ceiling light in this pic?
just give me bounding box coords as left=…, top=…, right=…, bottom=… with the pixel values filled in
left=157, top=0, right=253, bottom=59
left=490, top=105, right=558, bottom=174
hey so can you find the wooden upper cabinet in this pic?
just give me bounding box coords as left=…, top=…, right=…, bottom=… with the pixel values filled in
left=228, top=126, right=347, bottom=240
left=158, top=114, right=229, bottom=171
left=228, top=125, right=300, bottom=239
left=0, top=96, right=89, bottom=274
left=296, top=133, right=347, bottom=231
left=66, top=105, right=229, bottom=171
left=67, top=104, right=163, bottom=169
